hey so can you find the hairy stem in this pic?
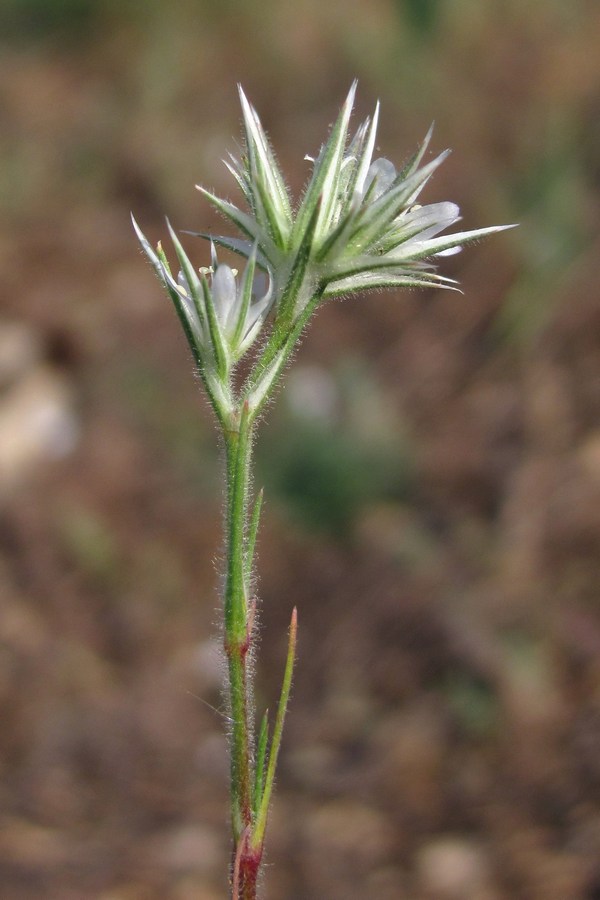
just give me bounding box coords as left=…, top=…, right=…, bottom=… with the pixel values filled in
left=224, top=292, right=311, bottom=898
left=224, top=405, right=254, bottom=846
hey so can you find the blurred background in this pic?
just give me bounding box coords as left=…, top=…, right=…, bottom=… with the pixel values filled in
left=1, top=1, right=599, bottom=897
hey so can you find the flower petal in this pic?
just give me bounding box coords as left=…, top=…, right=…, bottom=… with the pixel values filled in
left=363, top=157, right=397, bottom=200
left=211, top=264, right=238, bottom=331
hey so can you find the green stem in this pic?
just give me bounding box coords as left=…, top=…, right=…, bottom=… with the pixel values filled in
left=224, top=279, right=315, bottom=898
left=224, top=403, right=254, bottom=843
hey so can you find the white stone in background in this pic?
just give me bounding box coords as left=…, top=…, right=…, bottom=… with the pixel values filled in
left=0, top=365, right=79, bottom=493
left=417, top=836, right=494, bottom=899
left=0, top=320, right=43, bottom=387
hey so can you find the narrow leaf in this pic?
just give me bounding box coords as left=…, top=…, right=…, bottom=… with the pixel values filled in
left=251, top=607, right=297, bottom=851
left=252, top=710, right=270, bottom=815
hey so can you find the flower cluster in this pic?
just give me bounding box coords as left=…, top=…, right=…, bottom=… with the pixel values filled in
left=197, top=83, right=512, bottom=313
left=133, top=84, right=513, bottom=420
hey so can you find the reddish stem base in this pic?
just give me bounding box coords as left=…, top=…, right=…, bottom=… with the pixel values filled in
left=232, top=832, right=263, bottom=900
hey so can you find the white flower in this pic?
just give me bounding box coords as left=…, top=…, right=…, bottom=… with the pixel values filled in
left=132, top=216, right=273, bottom=369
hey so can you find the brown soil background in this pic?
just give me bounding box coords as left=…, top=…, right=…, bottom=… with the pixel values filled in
left=1, top=2, right=600, bottom=898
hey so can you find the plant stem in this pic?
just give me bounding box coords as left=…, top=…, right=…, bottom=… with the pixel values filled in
left=223, top=299, right=314, bottom=897
left=224, top=404, right=254, bottom=847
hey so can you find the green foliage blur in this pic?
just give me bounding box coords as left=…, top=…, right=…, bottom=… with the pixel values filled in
left=258, top=363, right=414, bottom=537
left=1, top=0, right=101, bottom=41
left=395, top=0, right=441, bottom=37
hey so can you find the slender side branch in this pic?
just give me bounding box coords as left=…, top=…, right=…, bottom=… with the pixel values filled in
left=253, top=710, right=270, bottom=815
left=251, top=606, right=298, bottom=851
